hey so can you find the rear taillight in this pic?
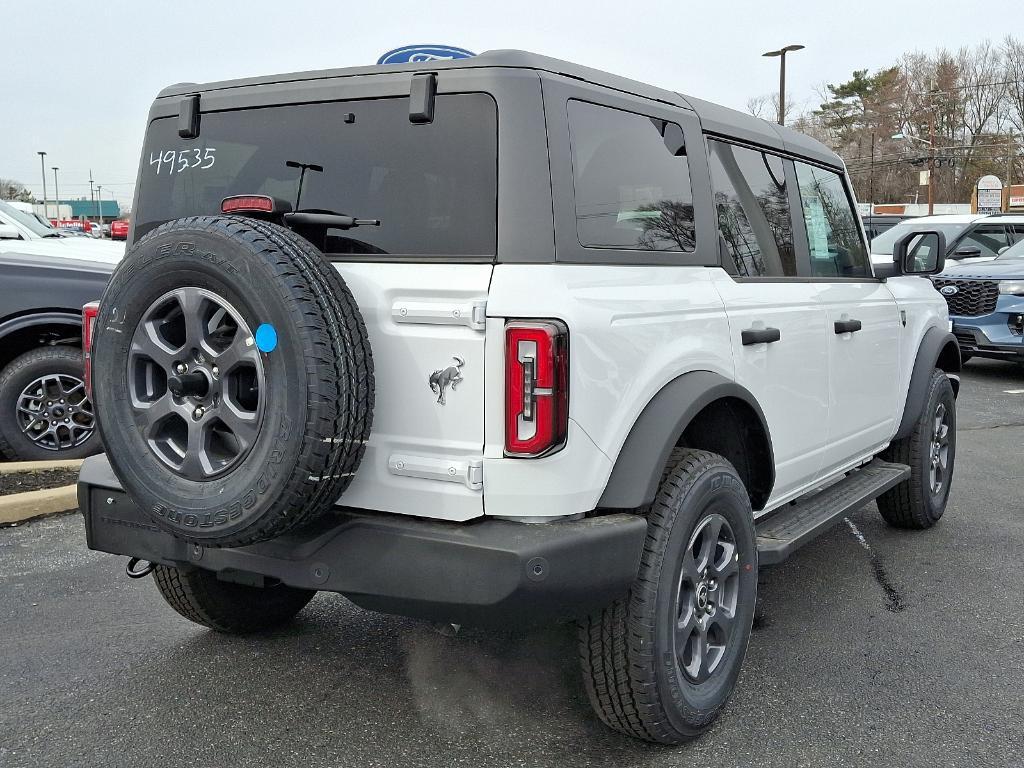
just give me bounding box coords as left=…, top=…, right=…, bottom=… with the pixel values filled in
left=83, top=301, right=100, bottom=397
left=505, top=320, right=568, bottom=457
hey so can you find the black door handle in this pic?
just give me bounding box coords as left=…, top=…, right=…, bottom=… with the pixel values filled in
left=834, top=319, right=863, bottom=334
left=741, top=327, right=782, bottom=346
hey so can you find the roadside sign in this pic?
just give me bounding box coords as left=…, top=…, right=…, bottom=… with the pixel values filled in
left=977, top=174, right=1003, bottom=214
left=377, top=45, right=476, bottom=65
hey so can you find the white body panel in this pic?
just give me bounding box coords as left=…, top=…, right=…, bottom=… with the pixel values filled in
left=484, top=264, right=733, bottom=519
left=817, top=281, right=902, bottom=477
left=708, top=271, right=830, bottom=504
left=333, top=263, right=491, bottom=522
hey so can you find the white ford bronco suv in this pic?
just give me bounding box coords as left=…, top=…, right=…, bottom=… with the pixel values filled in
left=79, top=51, right=961, bottom=744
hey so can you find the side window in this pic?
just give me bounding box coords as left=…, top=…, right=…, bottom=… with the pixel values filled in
left=793, top=162, right=870, bottom=278
left=707, top=140, right=796, bottom=277
left=955, top=225, right=1009, bottom=258
left=568, top=100, right=695, bottom=252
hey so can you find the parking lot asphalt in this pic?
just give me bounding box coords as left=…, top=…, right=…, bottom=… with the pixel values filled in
left=1, top=360, right=1022, bottom=768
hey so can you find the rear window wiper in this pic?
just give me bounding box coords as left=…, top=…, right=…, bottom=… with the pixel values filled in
left=283, top=210, right=380, bottom=230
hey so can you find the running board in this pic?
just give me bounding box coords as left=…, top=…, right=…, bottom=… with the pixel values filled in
left=756, top=459, right=910, bottom=566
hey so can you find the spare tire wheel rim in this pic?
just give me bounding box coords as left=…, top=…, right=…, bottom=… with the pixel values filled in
left=16, top=373, right=95, bottom=451
left=128, top=286, right=266, bottom=480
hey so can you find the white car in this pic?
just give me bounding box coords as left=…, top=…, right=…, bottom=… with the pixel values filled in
left=79, top=51, right=960, bottom=745
left=0, top=201, right=123, bottom=264
left=870, top=213, right=1024, bottom=268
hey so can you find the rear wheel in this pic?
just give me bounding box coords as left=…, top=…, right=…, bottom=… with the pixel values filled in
left=877, top=369, right=956, bottom=529
left=578, top=449, right=757, bottom=744
left=152, top=565, right=315, bottom=634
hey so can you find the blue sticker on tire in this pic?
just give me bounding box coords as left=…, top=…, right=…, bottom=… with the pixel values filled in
left=255, top=323, right=278, bottom=353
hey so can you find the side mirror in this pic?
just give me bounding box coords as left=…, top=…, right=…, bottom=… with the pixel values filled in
left=953, top=245, right=982, bottom=259
left=0, top=224, right=21, bottom=240
left=893, top=230, right=946, bottom=275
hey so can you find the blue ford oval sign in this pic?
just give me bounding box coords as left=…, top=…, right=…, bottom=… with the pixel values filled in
left=377, top=45, right=476, bottom=65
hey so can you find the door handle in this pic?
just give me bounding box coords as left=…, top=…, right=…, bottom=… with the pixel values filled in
left=834, top=319, right=863, bottom=334
left=741, top=327, right=782, bottom=346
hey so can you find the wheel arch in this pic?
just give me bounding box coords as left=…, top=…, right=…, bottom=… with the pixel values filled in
left=597, top=371, right=774, bottom=511
left=894, top=326, right=961, bottom=441
left=0, top=311, right=83, bottom=371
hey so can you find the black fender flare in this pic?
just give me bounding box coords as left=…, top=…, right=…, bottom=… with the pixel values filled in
left=894, top=326, right=961, bottom=441
left=0, top=311, right=83, bottom=342
left=598, top=371, right=774, bottom=509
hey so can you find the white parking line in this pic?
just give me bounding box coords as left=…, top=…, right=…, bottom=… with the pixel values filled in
left=1004, top=389, right=1024, bottom=395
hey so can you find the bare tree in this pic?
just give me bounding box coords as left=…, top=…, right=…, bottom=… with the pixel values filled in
left=0, top=179, right=35, bottom=202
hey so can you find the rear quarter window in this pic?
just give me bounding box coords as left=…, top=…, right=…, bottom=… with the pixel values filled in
left=567, top=99, right=696, bottom=252
left=135, top=93, right=497, bottom=257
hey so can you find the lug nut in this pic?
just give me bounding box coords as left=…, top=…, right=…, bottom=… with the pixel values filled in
left=175, top=363, right=187, bottom=374
left=193, top=407, right=205, bottom=420
left=211, top=366, right=219, bottom=377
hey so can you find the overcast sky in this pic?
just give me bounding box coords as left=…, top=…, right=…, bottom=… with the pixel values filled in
left=0, top=0, right=993, bottom=209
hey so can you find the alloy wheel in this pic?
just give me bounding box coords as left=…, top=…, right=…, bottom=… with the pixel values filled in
left=128, top=287, right=265, bottom=480
left=674, top=513, right=741, bottom=684
left=15, top=374, right=94, bottom=451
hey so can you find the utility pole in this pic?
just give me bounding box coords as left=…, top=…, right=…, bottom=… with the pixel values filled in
left=762, top=44, right=805, bottom=126
left=96, top=185, right=105, bottom=229
left=927, top=108, right=936, bottom=216
left=37, top=151, right=48, bottom=220
left=89, top=170, right=95, bottom=228
left=1007, top=132, right=1016, bottom=211
left=52, top=167, right=60, bottom=221
left=869, top=131, right=876, bottom=211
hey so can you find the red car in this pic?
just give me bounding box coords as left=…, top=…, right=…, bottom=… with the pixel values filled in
left=109, top=220, right=129, bottom=240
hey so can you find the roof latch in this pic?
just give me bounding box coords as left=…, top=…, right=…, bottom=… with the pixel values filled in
left=178, top=94, right=200, bottom=139
left=409, top=73, right=437, bottom=124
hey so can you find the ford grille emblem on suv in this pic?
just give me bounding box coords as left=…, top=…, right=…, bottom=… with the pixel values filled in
left=940, top=285, right=959, bottom=296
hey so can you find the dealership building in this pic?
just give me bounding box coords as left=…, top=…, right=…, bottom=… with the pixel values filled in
left=33, top=198, right=121, bottom=223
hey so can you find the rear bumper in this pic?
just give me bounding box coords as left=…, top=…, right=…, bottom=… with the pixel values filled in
left=79, top=455, right=647, bottom=626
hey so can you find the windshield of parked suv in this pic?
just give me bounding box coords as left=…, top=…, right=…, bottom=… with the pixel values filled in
left=135, top=94, right=497, bottom=256
left=996, top=238, right=1024, bottom=260
left=0, top=200, right=59, bottom=238
left=870, top=220, right=968, bottom=255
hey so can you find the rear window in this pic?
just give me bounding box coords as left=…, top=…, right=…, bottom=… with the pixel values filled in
left=135, top=94, right=497, bottom=256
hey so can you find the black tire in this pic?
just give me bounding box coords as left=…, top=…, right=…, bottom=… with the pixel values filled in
left=877, top=369, right=955, bottom=529
left=0, top=346, right=100, bottom=461
left=91, top=216, right=373, bottom=547
left=578, top=449, right=758, bottom=744
left=152, top=565, right=315, bottom=633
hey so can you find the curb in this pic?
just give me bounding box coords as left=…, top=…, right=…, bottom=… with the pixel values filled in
left=0, top=459, right=85, bottom=475
left=0, top=485, right=78, bottom=525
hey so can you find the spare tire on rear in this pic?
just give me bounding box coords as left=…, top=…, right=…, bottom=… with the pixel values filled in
left=91, top=216, right=373, bottom=547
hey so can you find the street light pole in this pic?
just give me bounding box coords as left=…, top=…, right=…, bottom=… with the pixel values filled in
left=762, top=44, right=805, bottom=126
left=37, top=151, right=48, bottom=220
left=52, top=167, right=60, bottom=221
left=89, top=170, right=95, bottom=226
left=96, top=186, right=105, bottom=230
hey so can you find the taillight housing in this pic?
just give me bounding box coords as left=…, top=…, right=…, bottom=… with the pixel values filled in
left=82, top=301, right=100, bottom=397
left=505, top=320, right=568, bottom=457
left=221, top=195, right=277, bottom=214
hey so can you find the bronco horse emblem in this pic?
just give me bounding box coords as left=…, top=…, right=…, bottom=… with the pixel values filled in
left=429, top=356, right=465, bottom=405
